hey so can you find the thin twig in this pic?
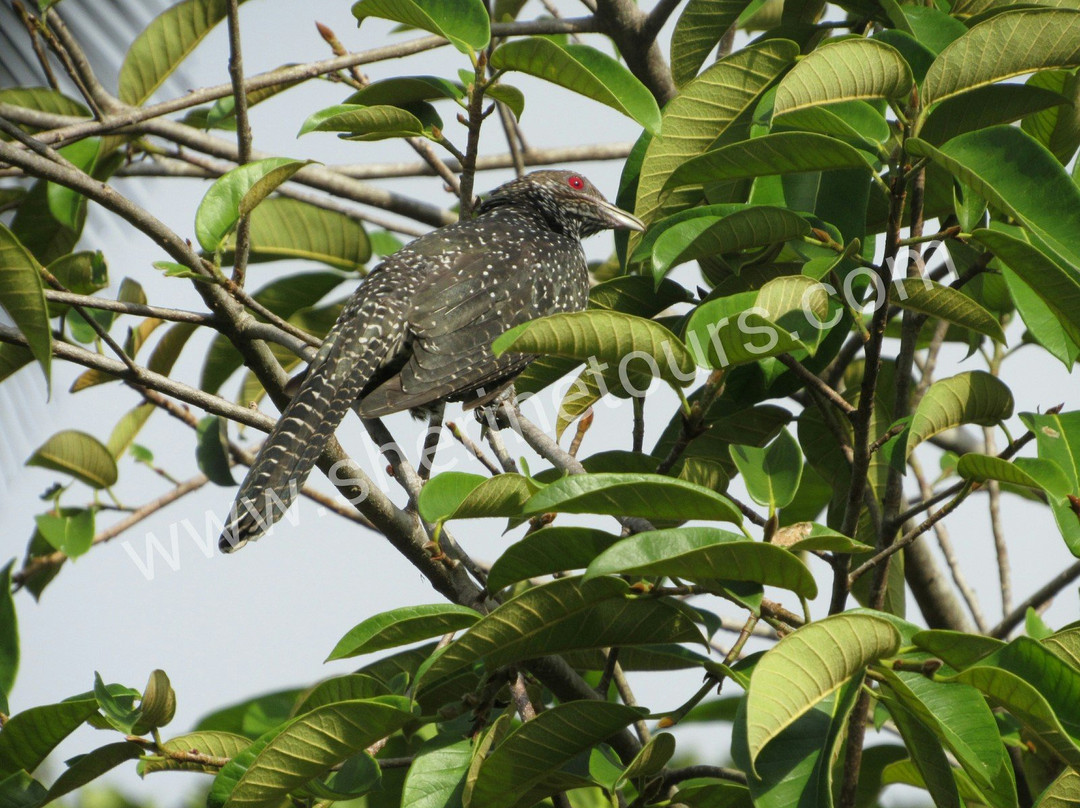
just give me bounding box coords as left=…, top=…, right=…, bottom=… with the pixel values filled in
left=632, top=396, right=644, bottom=454
left=40, top=268, right=141, bottom=375
left=43, top=291, right=214, bottom=325
left=140, top=388, right=376, bottom=532
left=655, top=369, right=725, bottom=475
left=447, top=421, right=501, bottom=475
left=909, top=456, right=987, bottom=631
left=777, top=354, right=855, bottom=415
left=569, top=409, right=593, bottom=459
left=990, top=560, right=1080, bottom=638
left=611, top=662, right=650, bottom=746
left=330, top=143, right=634, bottom=179
left=14, top=2, right=60, bottom=90
left=893, top=407, right=1058, bottom=527
left=225, top=0, right=253, bottom=287
left=849, top=482, right=975, bottom=584
left=20, top=18, right=599, bottom=150
left=13, top=475, right=209, bottom=588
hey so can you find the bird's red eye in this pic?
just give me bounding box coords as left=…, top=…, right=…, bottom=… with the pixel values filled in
left=567, top=175, right=585, bottom=189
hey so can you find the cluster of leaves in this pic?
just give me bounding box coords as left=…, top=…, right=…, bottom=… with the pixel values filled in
left=4, top=0, right=1080, bottom=806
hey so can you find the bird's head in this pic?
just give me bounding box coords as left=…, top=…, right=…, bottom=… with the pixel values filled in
left=480, top=169, right=645, bottom=239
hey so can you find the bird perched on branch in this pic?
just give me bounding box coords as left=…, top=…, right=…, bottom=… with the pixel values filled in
left=220, top=170, right=644, bottom=552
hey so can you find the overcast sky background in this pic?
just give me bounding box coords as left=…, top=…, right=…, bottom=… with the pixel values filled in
left=1, top=2, right=1077, bottom=806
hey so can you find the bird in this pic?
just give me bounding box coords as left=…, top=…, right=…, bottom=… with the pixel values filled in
left=219, top=169, right=645, bottom=552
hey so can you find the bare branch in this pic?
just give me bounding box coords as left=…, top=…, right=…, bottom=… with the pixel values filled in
left=43, top=291, right=214, bottom=325
left=909, top=455, right=987, bottom=631
left=991, top=559, right=1080, bottom=638
left=13, top=474, right=210, bottom=589
left=777, top=354, right=854, bottom=416
left=23, top=18, right=598, bottom=150
left=225, top=0, right=253, bottom=287
left=849, top=481, right=975, bottom=585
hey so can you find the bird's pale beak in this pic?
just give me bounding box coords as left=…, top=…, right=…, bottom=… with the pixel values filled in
left=596, top=198, right=646, bottom=232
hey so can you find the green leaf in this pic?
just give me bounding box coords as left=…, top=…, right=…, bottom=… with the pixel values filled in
left=920, top=82, right=1070, bottom=145
left=1023, top=69, right=1080, bottom=165
left=27, top=430, right=118, bottom=489
left=401, top=735, right=471, bottom=808
left=730, top=427, right=803, bottom=510
left=46, top=138, right=100, bottom=231
left=912, top=630, right=1004, bottom=670
left=0, top=698, right=98, bottom=778
left=0, top=225, right=51, bottom=387
left=470, top=701, right=645, bottom=808
left=492, top=310, right=696, bottom=389
left=664, top=132, right=875, bottom=199
left=0, top=562, right=17, bottom=713
left=671, top=0, right=751, bottom=86
left=772, top=99, right=891, bottom=151
left=0, top=87, right=89, bottom=120
left=45, top=250, right=109, bottom=317
left=973, top=228, right=1080, bottom=350
left=922, top=9, right=1080, bottom=107
left=683, top=275, right=833, bottom=368
left=956, top=453, right=1043, bottom=489
left=421, top=576, right=704, bottom=685
left=486, top=83, right=525, bottom=120
left=195, top=416, right=237, bottom=486
left=645, top=206, right=813, bottom=279
left=879, top=669, right=1016, bottom=804
left=135, top=669, right=177, bottom=734
left=0, top=773, right=45, bottom=808
left=106, top=404, right=156, bottom=460
left=417, top=472, right=539, bottom=523
left=745, top=613, right=900, bottom=768
left=733, top=678, right=862, bottom=808
left=344, top=75, right=464, bottom=106
left=1036, top=769, right=1080, bottom=807
left=351, top=0, right=490, bottom=54
left=877, top=695, right=962, bottom=808
left=327, top=604, right=481, bottom=661
left=633, top=39, right=799, bottom=233
left=773, top=38, right=913, bottom=117
left=585, top=526, right=817, bottom=598
left=487, top=527, right=622, bottom=592
left=292, top=675, right=389, bottom=716
left=1002, top=264, right=1079, bottom=368
left=195, top=158, right=310, bottom=252
left=223, top=197, right=370, bottom=270
left=33, top=508, right=94, bottom=558
left=208, top=697, right=416, bottom=808
left=194, top=689, right=303, bottom=739
left=1044, top=626, right=1080, bottom=670
left=120, top=0, right=240, bottom=105
left=891, top=278, right=1006, bottom=344
left=206, top=68, right=306, bottom=127
left=141, top=731, right=253, bottom=774
left=949, top=665, right=1080, bottom=770
left=0, top=344, right=33, bottom=386
left=44, top=741, right=144, bottom=802
left=489, top=39, right=661, bottom=135
left=775, top=522, right=866, bottom=553
left=522, top=473, right=741, bottom=524
left=298, top=103, right=436, bottom=140
left=907, top=371, right=1014, bottom=457
left=908, top=127, right=1080, bottom=270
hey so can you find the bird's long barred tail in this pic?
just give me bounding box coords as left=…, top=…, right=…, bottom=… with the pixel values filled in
left=218, top=301, right=392, bottom=552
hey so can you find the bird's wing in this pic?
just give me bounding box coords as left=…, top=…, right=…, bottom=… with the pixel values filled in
left=357, top=243, right=545, bottom=416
